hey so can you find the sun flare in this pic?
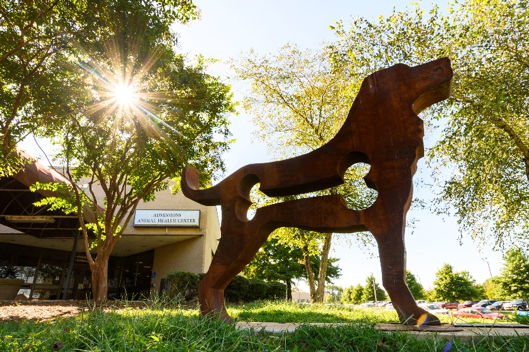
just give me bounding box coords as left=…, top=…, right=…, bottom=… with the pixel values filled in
left=113, top=83, right=135, bottom=107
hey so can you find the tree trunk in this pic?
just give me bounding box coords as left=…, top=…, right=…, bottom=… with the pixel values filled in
left=303, top=250, right=317, bottom=302
left=91, top=256, right=109, bottom=304
left=315, top=233, right=332, bottom=303
left=286, top=279, right=292, bottom=301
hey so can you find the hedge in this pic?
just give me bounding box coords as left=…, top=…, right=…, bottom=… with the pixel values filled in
left=164, top=271, right=286, bottom=302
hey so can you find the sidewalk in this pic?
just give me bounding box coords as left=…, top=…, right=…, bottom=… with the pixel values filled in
left=236, top=322, right=529, bottom=343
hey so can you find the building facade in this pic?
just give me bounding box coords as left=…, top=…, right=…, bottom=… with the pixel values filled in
left=0, top=156, right=220, bottom=300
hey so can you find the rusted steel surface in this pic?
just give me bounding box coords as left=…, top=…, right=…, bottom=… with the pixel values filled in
left=182, top=58, right=453, bottom=325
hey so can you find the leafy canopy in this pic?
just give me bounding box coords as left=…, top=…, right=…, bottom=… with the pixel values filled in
left=0, top=0, right=198, bottom=176
left=331, top=0, right=529, bottom=249
left=496, top=248, right=529, bottom=300
left=432, top=264, right=483, bottom=301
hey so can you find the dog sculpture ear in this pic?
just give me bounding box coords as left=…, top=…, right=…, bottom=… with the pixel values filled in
left=411, top=58, right=453, bottom=114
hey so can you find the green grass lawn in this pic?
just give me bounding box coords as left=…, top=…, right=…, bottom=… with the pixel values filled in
left=1, top=301, right=528, bottom=351
left=229, top=301, right=519, bottom=326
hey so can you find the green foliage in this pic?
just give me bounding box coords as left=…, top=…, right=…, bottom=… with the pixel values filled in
left=496, top=248, right=529, bottom=300
left=351, top=284, right=364, bottom=304
left=361, top=275, right=387, bottom=302
left=165, top=271, right=200, bottom=301
left=267, top=282, right=287, bottom=300
left=341, top=283, right=364, bottom=304
left=165, top=271, right=286, bottom=303
left=331, top=0, right=529, bottom=249
left=0, top=0, right=200, bottom=176
left=424, top=290, right=437, bottom=302
left=406, top=271, right=425, bottom=300
left=225, top=275, right=250, bottom=303
left=325, top=285, right=343, bottom=303
left=310, top=256, right=342, bottom=285
left=242, top=238, right=305, bottom=287
left=482, top=277, right=507, bottom=300
left=341, top=286, right=354, bottom=304
left=246, top=279, right=269, bottom=301
left=433, top=264, right=483, bottom=301
left=0, top=260, right=19, bottom=279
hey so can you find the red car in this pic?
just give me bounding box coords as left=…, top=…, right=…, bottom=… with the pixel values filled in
left=458, top=301, right=474, bottom=309
left=444, top=301, right=460, bottom=310
left=452, top=307, right=505, bottom=320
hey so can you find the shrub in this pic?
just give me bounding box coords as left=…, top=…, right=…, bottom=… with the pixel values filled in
left=246, top=279, right=268, bottom=301
left=225, top=275, right=249, bottom=303
left=165, top=271, right=287, bottom=303
left=266, top=282, right=286, bottom=300
left=165, top=271, right=199, bottom=301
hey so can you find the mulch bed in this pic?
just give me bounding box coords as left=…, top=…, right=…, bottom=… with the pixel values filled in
left=0, top=300, right=148, bottom=322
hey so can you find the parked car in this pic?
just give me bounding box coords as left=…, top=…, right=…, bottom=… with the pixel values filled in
left=458, top=301, right=474, bottom=309
left=419, top=303, right=450, bottom=315
left=487, top=301, right=506, bottom=311
left=444, top=301, right=460, bottom=310
left=505, top=299, right=528, bottom=311
left=436, top=302, right=446, bottom=308
left=472, top=300, right=497, bottom=308
left=452, top=307, right=505, bottom=320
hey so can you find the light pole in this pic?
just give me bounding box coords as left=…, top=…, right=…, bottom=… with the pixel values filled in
left=482, top=258, right=493, bottom=280
left=371, top=273, right=378, bottom=306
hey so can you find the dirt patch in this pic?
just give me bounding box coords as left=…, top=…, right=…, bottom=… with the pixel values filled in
left=0, top=300, right=148, bottom=322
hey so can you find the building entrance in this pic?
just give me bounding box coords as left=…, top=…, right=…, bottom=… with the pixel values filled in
left=0, top=243, right=154, bottom=300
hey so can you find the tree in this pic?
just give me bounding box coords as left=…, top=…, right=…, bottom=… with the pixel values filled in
left=325, top=285, right=343, bottom=303
left=27, top=2, right=234, bottom=303
left=341, top=286, right=353, bottom=304
left=406, top=271, right=425, bottom=300
left=242, top=238, right=306, bottom=300
left=232, top=44, right=376, bottom=303
left=496, top=248, right=529, bottom=300
left=433, top=264, right=482, bottom=301
left=243, top=237, right=342, bottom=301
left=341, top=284, right=365, bottom=304
left=361, top=275, right=387, bottom=302
left=331, top=0, right=529, bottom=249
left=424, top=290, right=437, bottom=302
left=351, top=283, right=364, bottom=304
left=0, top=0, right=198, bottom=177
left=483, top=277, right=507, bottom=300
left=310, top=256, right=341, bottom=286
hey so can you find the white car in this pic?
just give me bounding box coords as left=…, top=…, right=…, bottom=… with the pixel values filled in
left=419, top=303, right=450, bottom=315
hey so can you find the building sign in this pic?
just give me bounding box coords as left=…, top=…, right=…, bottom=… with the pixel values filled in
left=133, top=210, right=200, bottom=228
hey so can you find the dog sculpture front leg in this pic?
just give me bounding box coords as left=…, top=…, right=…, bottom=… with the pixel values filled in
left=365, top=161, right=440, bottom=326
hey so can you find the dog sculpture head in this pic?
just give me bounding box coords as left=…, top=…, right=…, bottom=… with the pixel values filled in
left=362, top=58, right=453, bottom=114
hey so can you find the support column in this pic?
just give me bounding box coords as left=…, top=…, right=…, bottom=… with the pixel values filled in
left=62, top=230, right=80, bottom=299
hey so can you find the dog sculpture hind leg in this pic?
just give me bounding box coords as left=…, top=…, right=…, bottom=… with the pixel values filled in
left=182, top=58, right=453, bottom=325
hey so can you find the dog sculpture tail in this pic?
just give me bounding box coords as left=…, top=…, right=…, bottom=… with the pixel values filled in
left=181, top=165, right=222, bottom=206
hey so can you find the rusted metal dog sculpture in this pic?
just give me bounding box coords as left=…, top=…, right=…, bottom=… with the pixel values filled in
left=182, top=58, right=452, bottom=325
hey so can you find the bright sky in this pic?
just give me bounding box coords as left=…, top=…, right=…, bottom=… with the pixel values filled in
left=171, top=0, right=505, bottom=291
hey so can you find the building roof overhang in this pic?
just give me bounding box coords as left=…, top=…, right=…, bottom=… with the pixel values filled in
left=0, top=150, right=97, bottom=238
